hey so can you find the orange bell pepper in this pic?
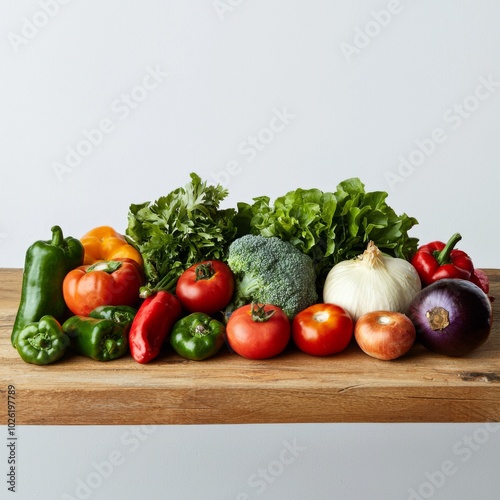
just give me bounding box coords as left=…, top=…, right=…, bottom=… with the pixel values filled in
left=80, top=226, right=143, bottom=267
left=63, top=258, right=144, bottom=316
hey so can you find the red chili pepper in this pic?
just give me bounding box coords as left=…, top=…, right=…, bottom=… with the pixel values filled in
left=411, top=233, right=475, bottom=286
left=129, top=290, right=182, bottom=364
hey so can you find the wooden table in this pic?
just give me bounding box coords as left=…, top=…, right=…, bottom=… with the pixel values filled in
left=1, top=268, right=499, bottom=425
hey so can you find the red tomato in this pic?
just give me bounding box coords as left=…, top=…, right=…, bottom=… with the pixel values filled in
left=226, top=303, right=290, bottom=359
left=292, top=303, right=353, bottom=356
left=63, top=258, right=144, bottom=316
left=176, top=260, right=235, bottom=315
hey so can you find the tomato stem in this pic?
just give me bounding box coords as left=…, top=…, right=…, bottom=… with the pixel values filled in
left=250, top=303, right=276, bottom=322
left=195, top=262, right=215, bottom=281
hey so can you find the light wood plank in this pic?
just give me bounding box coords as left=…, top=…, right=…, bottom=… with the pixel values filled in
left=1, top=268, right=499, bottom=424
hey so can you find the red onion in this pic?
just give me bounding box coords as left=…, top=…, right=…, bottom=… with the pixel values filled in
left=408, top=279, right=492, bottom=357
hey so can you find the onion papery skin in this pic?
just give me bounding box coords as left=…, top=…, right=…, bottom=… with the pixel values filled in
left=322, top=242, right=421, bottom=322
left=408, top=279, right=492, bottom=357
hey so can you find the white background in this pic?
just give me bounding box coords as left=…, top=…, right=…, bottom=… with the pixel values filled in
left=1, top=1, right=499, bottom=499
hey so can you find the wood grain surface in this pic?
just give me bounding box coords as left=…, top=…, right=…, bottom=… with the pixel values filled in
left=1, top=268, right=499, bottom=425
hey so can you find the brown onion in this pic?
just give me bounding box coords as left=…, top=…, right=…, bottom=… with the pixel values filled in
left=355, top=310, right=416, bottom=360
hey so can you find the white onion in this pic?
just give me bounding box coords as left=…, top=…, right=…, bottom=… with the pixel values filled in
left=322, top=241, right=421, bottom=322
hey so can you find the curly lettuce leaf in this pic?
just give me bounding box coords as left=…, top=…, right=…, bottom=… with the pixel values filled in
left=234, top=177, right=418, bottom=286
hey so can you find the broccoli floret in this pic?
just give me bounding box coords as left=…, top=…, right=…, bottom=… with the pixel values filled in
left=226, top=234, right=318, bottom=319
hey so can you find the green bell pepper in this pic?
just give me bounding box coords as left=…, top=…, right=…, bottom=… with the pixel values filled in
left=11, top=226, right=84, bottom=348
left=16, top=315, right=69, bottom=365
left=170, top=312, right=226, bottom=361
left=63, top=315, right=128, bottom=361
left=89, top=305, right=137, bottom=328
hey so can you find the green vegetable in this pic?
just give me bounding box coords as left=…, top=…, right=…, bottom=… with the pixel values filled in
left=234, top=178, right=418, bottom=288
left=63, top=315, right=128, bottom=361
left=170, top=312, right=226, bottom=361
left=16, top=315, right=69, bottom=365
left=11, top=225, right=84, bottom=348
left=125, top=172, right=237, bottom=293
left=89, top=305, right=137, bottom=328
left=225, top=234, right=318, bottom=319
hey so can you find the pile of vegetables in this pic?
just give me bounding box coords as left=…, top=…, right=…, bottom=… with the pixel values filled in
left=10, top=173, right=494, bottom=365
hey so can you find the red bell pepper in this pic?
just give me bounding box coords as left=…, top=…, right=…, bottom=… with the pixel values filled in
left=471, top=268, right=490, bottom=295
left=411, top=233, right=489, bottom=294
left=128, top=290, right=182, bottom=364
left=411, top=233, right=475, bottom=285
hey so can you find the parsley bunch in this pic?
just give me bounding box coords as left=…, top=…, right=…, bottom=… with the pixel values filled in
left=126, top=173, right=237, bottom=292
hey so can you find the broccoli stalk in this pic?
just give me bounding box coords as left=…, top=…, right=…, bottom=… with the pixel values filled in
left=234, top=273, right=265, bottom=304
left=225, top=234, right=318, bottom=319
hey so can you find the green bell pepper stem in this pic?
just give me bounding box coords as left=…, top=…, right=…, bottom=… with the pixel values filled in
left=170, top=312, right=226, bottom=361
left=434, top=233, right=462, bottom=265
left=89, top=305, right=137, bottom=328
left=16, top=315, right=69, bottom=365
left=11, top=225, right=84, bottom=348
left=62, top=315, right=129, bottom=361
left=86, top=260, right=122, bottom=273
